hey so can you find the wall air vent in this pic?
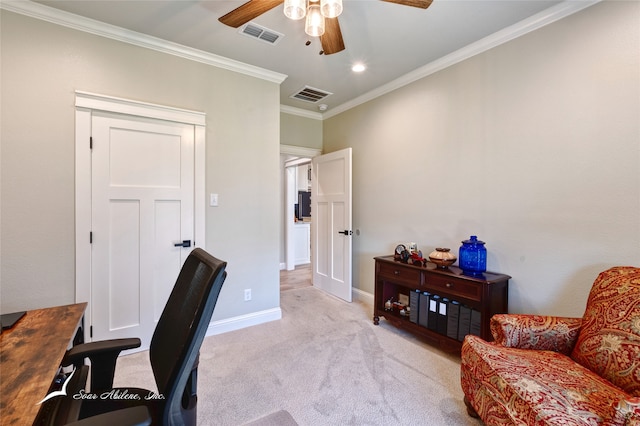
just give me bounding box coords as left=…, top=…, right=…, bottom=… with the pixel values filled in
left=290, top=86, right=333, bottom=103
left=239, top=22, right=284, bottom=45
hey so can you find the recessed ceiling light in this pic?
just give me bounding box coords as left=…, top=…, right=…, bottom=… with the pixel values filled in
left=352, top=63, right=366, bottom=73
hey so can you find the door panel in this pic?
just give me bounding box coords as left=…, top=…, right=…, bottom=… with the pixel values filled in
left=109, top=128, right=182, bottom=187
left=311, top=148, right=352, bottom=302
left=331, top=202, right=346, bottom=282
left=91, top=112, right=194, bottom=350
left=153, top=200, right=182, bottom=321
left=315, top=201, right=329, bottom=277
left=108, top=200, right=141, bottom=331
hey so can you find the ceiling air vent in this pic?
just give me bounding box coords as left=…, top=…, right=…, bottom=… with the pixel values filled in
left=290, top=86, right=333, bottom=103
left=239, top=22, right=283, bottom=45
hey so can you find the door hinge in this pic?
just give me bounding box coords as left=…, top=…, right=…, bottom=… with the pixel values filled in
left=90, top=325, right=93, bottom=338
left=90, top=136, right=93, bottom=150
left=90, top=232, right=93, bottom=244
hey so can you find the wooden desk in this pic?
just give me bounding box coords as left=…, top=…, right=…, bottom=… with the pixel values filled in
left=0, top=303, right=86, bottom=425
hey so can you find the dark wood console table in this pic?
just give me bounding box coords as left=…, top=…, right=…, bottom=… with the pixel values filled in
left=374, top=256, right=509, bottom=353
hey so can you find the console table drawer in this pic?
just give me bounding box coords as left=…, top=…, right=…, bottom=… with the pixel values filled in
left=426, top=275, right=481, bottom=302
left=377, top=262, right=421, bottom=287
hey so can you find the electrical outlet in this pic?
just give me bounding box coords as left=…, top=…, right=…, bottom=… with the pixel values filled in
left=244, top=289, right=251, bottom=301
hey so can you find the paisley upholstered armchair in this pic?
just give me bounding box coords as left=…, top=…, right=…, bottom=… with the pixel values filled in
left=461, top=266, right=640, bottom=425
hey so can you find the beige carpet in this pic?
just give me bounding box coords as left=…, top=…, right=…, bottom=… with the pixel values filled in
left=243, top=409, right=298, bottom=426
left=114, top=286, right=481, bottom=425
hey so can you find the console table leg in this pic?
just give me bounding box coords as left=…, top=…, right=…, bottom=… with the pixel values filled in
left=373, top=315, right=379, bottom=325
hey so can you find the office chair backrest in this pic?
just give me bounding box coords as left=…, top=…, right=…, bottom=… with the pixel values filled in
left=149, top=248, right=227, bottom=425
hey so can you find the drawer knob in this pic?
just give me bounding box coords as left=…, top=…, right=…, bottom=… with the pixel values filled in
left=446, top=282, right=453, bottom=288
left=394, top=270, right=400, bottom=275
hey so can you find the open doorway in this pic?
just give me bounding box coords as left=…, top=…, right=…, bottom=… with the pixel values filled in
left=283, top=157, right=312, bottom=292
left=280, top=145, right=320, bottom=291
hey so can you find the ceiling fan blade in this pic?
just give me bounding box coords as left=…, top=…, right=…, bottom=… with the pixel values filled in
left=381, top=0, right=433, bottom=9
left=219, top=0, right=284, bottom=28
left=320, top=17, right=345, bottom=55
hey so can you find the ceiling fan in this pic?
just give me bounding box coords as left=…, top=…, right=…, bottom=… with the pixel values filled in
left=219, top=0, right=433, bottom=55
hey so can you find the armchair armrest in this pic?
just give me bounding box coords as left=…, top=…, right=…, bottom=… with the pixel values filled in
left=62, top=338, right=141, bottom=391
left=490, top=314, right=582, bottom=355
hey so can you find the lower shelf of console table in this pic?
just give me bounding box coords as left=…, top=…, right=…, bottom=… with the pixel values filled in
left=373, top=255, right=510, bottom=353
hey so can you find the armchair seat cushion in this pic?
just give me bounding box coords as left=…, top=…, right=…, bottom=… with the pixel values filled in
left=461, top=267, right=640, bottom=425
left=462, top=335, right=631, bottom=425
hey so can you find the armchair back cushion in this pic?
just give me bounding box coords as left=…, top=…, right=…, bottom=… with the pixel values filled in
left=570, top=266, right=640, bottom=397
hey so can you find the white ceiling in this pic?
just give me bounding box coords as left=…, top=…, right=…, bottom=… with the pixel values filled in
left=22, top=0, right=598, bottom=116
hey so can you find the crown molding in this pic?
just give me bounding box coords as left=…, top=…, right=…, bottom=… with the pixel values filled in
left=3, top=0, right=600, bottom=119
left=280, top=144, right=322, bottom=158
left=280, top=105, right=323, bottom=120
left=1, top=0, right=287, bottom=84
left=75, top=91, right=206, bottom=125
left=324, top=0, right=601, bottom=119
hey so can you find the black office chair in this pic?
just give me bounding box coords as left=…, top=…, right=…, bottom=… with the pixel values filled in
left=57, top=248, right=227, bottom=426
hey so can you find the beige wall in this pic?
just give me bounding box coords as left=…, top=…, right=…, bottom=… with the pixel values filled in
left=281, top=112, right=323, bottom=150
left=0, top=11, right=281, bottom=321
left=323, top=1, right=640, bottom=317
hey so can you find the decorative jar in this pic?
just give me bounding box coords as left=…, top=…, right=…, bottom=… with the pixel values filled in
left=459, top=236, right=487, bottom=276
left=428, top=248, right=457, bottom=269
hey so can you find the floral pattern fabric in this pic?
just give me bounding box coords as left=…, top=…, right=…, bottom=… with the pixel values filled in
left=461, top=266, right=640, bottom=425
left=490, top=314, right=582, bottom=355
left=571, top=267, right=640, bottom=397
left=461, top=335, right=635, bottom=425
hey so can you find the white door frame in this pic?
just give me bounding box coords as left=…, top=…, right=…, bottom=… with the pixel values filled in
left=75, top=91, right=206, bottom=343
left=280, top=145, right=321, bottom=271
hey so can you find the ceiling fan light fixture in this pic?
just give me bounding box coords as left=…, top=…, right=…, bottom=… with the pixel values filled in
left=305, top=4, right=325, bottom=37
left=284, top=0, right=307, bottom=20
left=320, top=0, right=342, bottom=18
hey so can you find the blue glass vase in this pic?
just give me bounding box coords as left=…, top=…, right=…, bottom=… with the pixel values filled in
left=459, top=236, right=487, bottom=276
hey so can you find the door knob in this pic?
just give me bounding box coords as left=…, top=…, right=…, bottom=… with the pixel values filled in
left=174, top=240, right=192, bottom=248
left=337, top=230, right=352, bottom=235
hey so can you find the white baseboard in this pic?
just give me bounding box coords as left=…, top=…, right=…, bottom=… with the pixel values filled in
left=353, top=288, right=374, bottom=306
left=205, top=289, right=371, bottom=337
left=206, top=307, right=282, bottom=336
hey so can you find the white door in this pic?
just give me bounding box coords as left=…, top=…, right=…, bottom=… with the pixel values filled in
left=91, top=112, right=195, bottom=350
left=311, top=148, right=352, bottom=302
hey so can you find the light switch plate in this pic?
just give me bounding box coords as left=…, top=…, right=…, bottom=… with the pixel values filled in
left=210, top=193, right=219, bottom=207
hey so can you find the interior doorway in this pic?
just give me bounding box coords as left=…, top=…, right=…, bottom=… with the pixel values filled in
left=75, top=91, right=206, bottom=346
left=286, top=158, right=311, bottom=268
left=279, top=146, right=353, bottom=301
left=280, top=145, right=321, bottom=271
left=280, top=145, right=320, bottom=291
